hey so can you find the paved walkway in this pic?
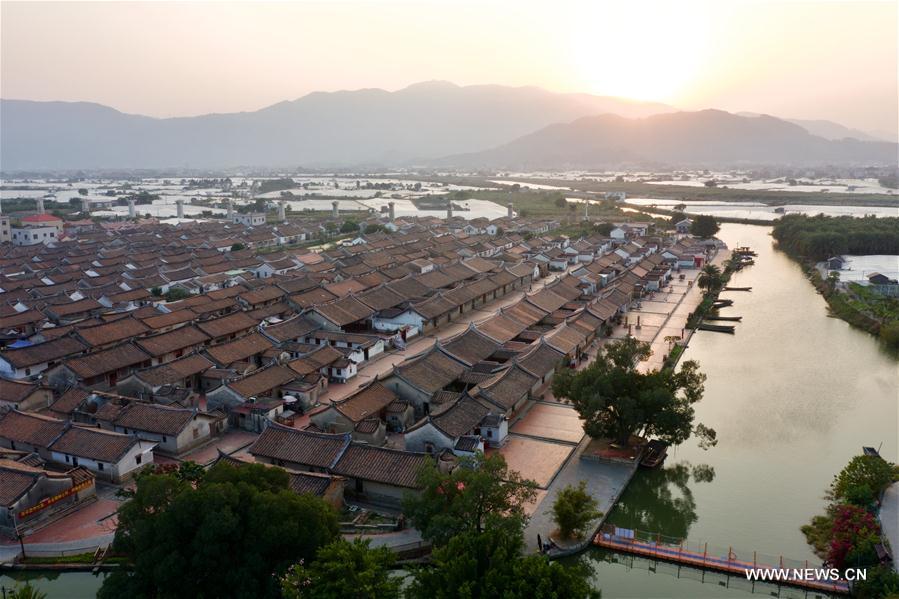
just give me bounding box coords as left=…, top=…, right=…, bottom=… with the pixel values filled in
left=881, top=482, right=899, bottom=572
left=522, top=435, right=637, bottom=555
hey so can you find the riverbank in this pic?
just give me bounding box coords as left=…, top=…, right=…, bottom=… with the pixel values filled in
left=572, top=223, right=898, bottom=599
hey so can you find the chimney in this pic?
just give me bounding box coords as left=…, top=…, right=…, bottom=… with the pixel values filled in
left=388, top=201, right=395, bottom=221
left=278, top=200, right=286, bottom=222
left=128, top=199, right=137, bottom=218
left=227, top=198, right=234, bottom=221
left=176, top=199, right=184, bottom=219
left=507, top=202, right=514, bottom=218
left=447, top=201, right=453, bottom=220
left=81, top=198, right=91, bottom=214
left=332, top=201, right=339, bottom=219
left=36, top=197, right=45, bottom=214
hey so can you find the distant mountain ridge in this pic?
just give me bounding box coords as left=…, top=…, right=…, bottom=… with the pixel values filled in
left=1, top=82, right=894, bottom=170
left=438, top=110, right=898, bottom=169
left=0, top=82, right=672, bottom=171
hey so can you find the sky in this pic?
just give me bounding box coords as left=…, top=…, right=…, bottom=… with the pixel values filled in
left=2, top=0, right=896, bottom=136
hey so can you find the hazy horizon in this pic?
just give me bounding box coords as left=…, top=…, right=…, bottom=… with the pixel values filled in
left=2, top=1, right=897, bottom=137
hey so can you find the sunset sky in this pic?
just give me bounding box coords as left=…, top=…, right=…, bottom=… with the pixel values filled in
left=2, top=1, right=896, bottom=136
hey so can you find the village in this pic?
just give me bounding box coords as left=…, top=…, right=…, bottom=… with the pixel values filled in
left=0, top=197, right=721, bottom=564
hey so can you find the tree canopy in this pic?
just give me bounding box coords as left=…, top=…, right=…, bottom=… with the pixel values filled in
left=690, top=215, right=720, bottom=238
left=408, top=527, right=599, bottom=599
left=772, top=214, right=899, bottom=261
left=99, top=462, right=339, bottom=599
left=281, top=539, right=400, bottom=599
left=403, top=452, right=538, bottom=546
left=551, top=481, right=602, bottom=539
left=551, top=337, right=715, bottom=448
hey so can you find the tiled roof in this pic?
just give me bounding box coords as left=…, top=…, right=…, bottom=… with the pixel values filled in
left=333, top=445, right=427, bottom=489
left=474, top=365, right=537, bottom=411
left=205, top=333, right=274, bottom=366
left=515, top=340, right=565, bottom=379
left=0, top=336, right=87, bottom=368
left=196, top=312, right=257, bottom=338
left=62, top=343, right=150, bottom=379
left=114, top=403, right=194, bottom=435
left=394, top=345, right=466, bottom=394
left=49, top=426, right=143, bottom=462
left=135, top=326, right=209, bottom=357
left=334, top=382, right=397, bottom=423
left=440, top=325, right=501, bottom=366
left=133, top=354, right=215, bottom=387
left=0, top=409, right=66, bottom=447
left=261, top=315, right=319, bottom=343
left=76, top=317, right=149, bottom=347
left=228, top=365, right=297, bottom=398
left=249, top=424, right=350, bottom=469
left=430, top=395, right=490, bottom=438
left=312, top=297, right=374, bottom=327
left=0, top=379, right=41, bottom=404
left=49, top=388, right=90, bottom=416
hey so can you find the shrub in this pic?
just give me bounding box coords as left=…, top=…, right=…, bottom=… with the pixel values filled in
left=551, top=481, right=602, bottom=539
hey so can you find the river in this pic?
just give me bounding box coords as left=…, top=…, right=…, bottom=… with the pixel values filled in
left=572, top=223, right=899, bottom=598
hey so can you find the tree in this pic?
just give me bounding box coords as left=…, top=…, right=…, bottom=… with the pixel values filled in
left=593, top=222, right=614, bottom=236
left=77, top=188, right=89, bottom=196
left=99, top=462, right=339, bottom=599
left=551, top=481, right=602, bottom=539
left=554, top=196, right=568, bottom=208
left=230, top=242, right=246, bottom=251
left=340, top=220, right=359, bottom=233
left=690, top=215, right=719, bottom=238
left=697, top=264, right=723, bottom=291
left=669, top=211, right=687, bottom=227
left=403, top=452, right=538, bottom=547
left=408, top=527, right=599, bottom=599
left=7, top=583, right=47, bottom=599
left=364, top=223, right=385, bottom=234
left=830, top=455, right=898, bottom=507
left=281, top=539, right=400, bottom=599
left=163, top=288, right=193, bottom=302
left=552, top=337, right=716, bottom=448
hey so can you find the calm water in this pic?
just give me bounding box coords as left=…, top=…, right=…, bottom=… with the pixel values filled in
left=625, top=198, right=899, bottom=220
left=0, top=572, right=105, bottom=598
left=576, top=223, right=899, bottom=598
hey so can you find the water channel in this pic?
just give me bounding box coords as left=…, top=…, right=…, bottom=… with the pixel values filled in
left=574, top=223, right=899, bottom=597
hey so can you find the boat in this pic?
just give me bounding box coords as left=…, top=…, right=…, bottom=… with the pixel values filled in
left=863, top=446, right=882, bottom=458
left=641, top=440, right=669, bottom=468
left=698, top=323, right=736, bottom=333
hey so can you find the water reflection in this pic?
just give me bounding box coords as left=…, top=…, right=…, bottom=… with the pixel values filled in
left=605, top=462, right=715, bottom=540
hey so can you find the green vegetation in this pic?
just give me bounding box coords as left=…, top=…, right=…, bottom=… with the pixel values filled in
left=403, top=452, right=598, bottom=599
left=280, top=539, right=400, bottom=599
left=697, top=264, right=724, bottom=291
left=99, top=462, right=339, bottom=599
left=552, top=337, right=716, bottom=449
left=162, top=288, right=193, bottom=302
left=773, top=214, right=899, bottom=261
left=340, top=219, right=360, bottom=233
left=801, top=454, right=899, bottom=590
left=551, top=481, right=602, bottom=540
left=258, top=178, right=296, bottom=194
left=690, top=215, right=720, bottom=238
left=404, top=452, right=538, bottom=546
left=230, top=242, right=246, bottom=251
left=774, top=215, right=899, bottom=351
left=6, top=582, right=47, bottom=599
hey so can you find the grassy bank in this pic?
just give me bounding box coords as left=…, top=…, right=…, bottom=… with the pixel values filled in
left=803, top=265, right=899, bottom=352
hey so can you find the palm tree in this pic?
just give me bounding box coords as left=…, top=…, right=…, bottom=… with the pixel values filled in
left=697, top=264, right=723, bottom=291
left=8, top=583, right=48, bottom=599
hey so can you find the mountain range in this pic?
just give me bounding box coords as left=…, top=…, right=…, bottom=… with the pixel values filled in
left=1, top=82, right=895, bottom=171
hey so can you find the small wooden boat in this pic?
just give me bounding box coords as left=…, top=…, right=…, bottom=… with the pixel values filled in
left=698, top=323, right=735, bottom=333
left=705, top=315, right=742, bottom=322
left=641, top=440, right=669, bottom=468
left=723, top=286, right=752, bottom=291
left=863, top=446, right=881, bottom=458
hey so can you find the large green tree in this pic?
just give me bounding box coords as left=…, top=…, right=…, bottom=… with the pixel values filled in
left=552, top=337, right=716, bottom=448
left=281, top=539, right=400, bottom=599
left=690, top=215, right=720, bottom=238
left=403, top=452, right=538, bottom=547
left=408, top=527, right=600, bottom=599
left=551, top=481, right=602, bottom=540
left=100, top=462, right=339, bottom=599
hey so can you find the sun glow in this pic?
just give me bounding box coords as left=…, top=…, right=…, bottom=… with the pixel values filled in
left=568, top=2, right=710, bottom=103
